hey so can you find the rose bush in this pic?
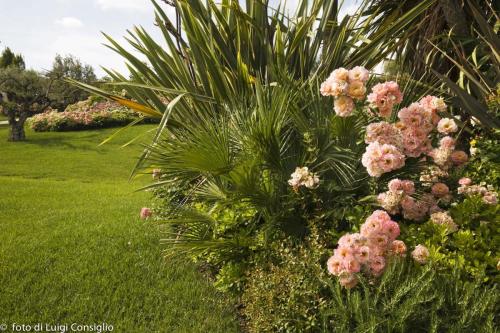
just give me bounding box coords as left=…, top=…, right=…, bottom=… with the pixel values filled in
left=27, top=97, right=150, bottom=132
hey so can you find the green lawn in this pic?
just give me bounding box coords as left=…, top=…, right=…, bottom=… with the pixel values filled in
left=0, top=126, right=238, bottom=332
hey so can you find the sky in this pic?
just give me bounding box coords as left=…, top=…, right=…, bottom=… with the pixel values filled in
left=0, top=0, right=358, bottom=77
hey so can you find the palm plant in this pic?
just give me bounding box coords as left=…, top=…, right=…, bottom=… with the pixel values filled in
left=367, top=0, right=499, bottom=128
left=71, top=0, right=439, bottom=266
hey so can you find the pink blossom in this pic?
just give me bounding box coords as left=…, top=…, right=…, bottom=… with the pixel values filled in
left=334, top=96, right=355, bottom=117
left=431, top=182, right=449, bottom=198
left=140, top=207, right=152, bottom=219
left=327, top=255, right=343, bottom=276
left=347, top=81, right=366, bottom=100
left=398, top=103, right=430, bottom=130
left=439, top=136, right=456, bottom=150
left=483, top=192, right=498, bottom=205
left=367, top=81, right=403, bottom=118
left=430, top=212, right=458, bottom=232
left=382, top=220, right=400, bottom=241
left=330, top=67, right=349, bottom=82
left=365, top=121, right=403, bottom=148
left=437, top=118, right=458, bottom=134
left=334, top=247, right=353, bottom=260
left=402, top=180, right=415, bottom=195
left=362, top=142, right=405, bottom=177
left=343, top=256, right=361, bottom=273
left=338, top=234, right=356, bottom=248
left=401, top=196, right=428, bottom=221
left=450, top=150, right=468, bottom=166
left=458, top=177, right=472, bottom=186
left=348, top=66, right=369, bottom=83
left=355, top=246, right=370, bottom=264
left=390, top=240, right=407, bottom=256
left=369, top=256, right=386, bottom=276
left=411, top=245, right=430, bottom=264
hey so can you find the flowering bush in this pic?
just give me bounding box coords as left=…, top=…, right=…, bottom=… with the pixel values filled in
left=27, top=97, right=146, bottom=132
left=319, top=67, right=499, bottom=288
left=146, top=64, right=498, bottom=330
left=326, top=210, right=404, bottom=288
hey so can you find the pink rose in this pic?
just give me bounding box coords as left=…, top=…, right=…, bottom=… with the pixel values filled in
left=411, top=244, right=430, bottom=264
left=140, top=207, right=152, bottom=219
left=390, top=240, right=407, bottom=256
left=458, top=177, right=472, bottom=186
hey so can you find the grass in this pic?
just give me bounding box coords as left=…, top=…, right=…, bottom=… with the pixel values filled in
left=0, top=126, right=238, bottom=332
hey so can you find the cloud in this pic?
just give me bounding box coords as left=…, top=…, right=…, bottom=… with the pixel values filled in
left=54, top=17, right=84, bottom=28
left=95, top=0, right=150, bottom=11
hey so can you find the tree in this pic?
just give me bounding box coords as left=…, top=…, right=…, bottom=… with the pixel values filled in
left=0, top=68, right=52, bottom=141
left=0, top=47, right=25, bottom=70
left=47, top=54, right=97, bottom=111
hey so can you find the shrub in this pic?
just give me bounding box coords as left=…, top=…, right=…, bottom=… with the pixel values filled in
left=27, top=98, right=147, bottom=132
left=242, top=232, right=499, bottom=333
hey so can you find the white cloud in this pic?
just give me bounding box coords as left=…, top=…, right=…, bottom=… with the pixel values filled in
left=95, top=0, right=150, bottom=11
left=54, top=17, right=84, bottom=28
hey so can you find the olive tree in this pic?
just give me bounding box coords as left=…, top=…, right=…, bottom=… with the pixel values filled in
left=0, top=68, right=52, bottom=141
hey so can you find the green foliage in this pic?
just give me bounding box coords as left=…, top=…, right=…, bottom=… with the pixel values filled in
left=152, top=81, right=369, bottom=276
left=375, top=0, right=500, bottom=128
left=466, top=131, right=500, bottom=187
left=47, top=54, right=97, bottom=111
left=403, top=196, right=499, bottom=282
left=0, top=47, right=25, bottom=69
left=0, top=67, right=50, bottom=109
left=323, top=260, right=498, bottom=333
left=242, top=232, right=331, bottom=332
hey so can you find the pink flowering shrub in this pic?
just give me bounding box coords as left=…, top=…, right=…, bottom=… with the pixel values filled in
left=326, top=210, right=405, bottom=288
left=318, top=68, right=499, bottom=287
left=28, top=97, right=145, bottom=132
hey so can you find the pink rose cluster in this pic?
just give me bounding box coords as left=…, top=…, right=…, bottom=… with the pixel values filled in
left=377, top=179, right=443, bottom=221
left=396, top=102, right=435, bottom=158
left=377, top=179, right=414, bottom=214
left=320, top=66, right=369, bottom=117
left=457, top=178, right=498, bottom=205
left=327, top=210, right=405, bottom=288
left=361, top=142, right=405, bottom=177
left=429, top=138, right=468, bottom=169
left=361, top=92, right=455, bottom=177
left=377, top=178, right=451, bottom=221
left=288, top=167, right=320, bottom=191
left=364, top=121, right=403, bottom=150
left=367, top=81, right=403, bottom=117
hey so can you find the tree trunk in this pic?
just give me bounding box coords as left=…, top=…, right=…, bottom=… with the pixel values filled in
left=7, top=111, right=28, bottom=142
left=8, top=122, right=26, bottom=141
